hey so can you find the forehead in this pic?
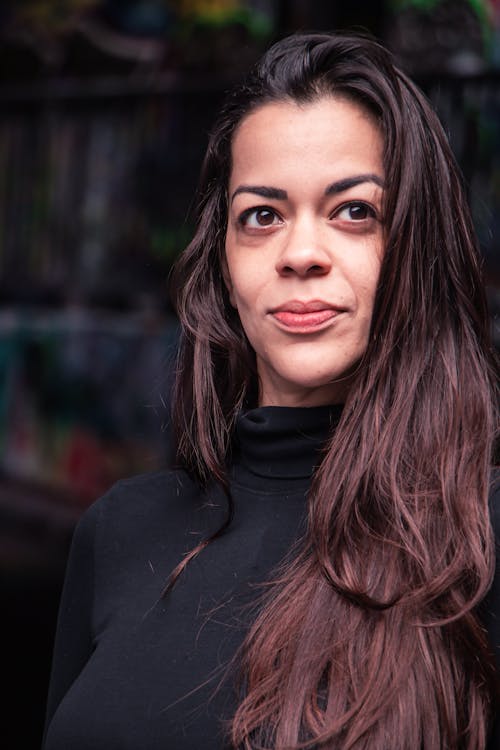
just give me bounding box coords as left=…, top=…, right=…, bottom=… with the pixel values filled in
left=229, top=97, right=384, bottom=188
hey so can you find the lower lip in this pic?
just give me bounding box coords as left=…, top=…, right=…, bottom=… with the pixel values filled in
left=272, top=309, right=341, bottom=332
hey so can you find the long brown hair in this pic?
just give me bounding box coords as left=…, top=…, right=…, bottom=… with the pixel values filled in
left=169, top=32, right=499, bottom=748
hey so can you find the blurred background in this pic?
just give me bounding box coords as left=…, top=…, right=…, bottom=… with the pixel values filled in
left=1, top=0, right=499, bottom=746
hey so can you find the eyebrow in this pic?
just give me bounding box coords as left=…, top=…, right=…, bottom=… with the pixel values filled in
left=325, top=173, right=384, bottom=195
left=230, top=174, right=384, bottom=204
left=231, top=185, right=287, bottom=203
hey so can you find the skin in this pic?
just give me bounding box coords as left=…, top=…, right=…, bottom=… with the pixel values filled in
left=224, top=97, right=385, bottom=407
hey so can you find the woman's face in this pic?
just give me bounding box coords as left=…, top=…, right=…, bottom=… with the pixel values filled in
left=224, top=97, right=385, bottom=407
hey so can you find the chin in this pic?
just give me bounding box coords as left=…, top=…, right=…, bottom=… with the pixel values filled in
left=289, top=361, right=361, bottom=398
left=285, top=365, right=356, bottom=390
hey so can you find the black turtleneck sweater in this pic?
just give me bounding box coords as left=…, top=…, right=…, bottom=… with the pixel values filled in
left=43, top=406, right=500, bottom=750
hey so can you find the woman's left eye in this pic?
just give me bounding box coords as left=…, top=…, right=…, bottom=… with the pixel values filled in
left=334, top=202, right=376, bottom=221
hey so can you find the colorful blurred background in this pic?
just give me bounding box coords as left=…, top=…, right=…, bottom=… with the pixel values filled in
left=1, top=1, right=499, bottom=746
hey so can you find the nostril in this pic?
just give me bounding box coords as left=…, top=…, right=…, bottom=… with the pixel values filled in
left=278, top=263, right=329, bottom=276
left=308, top=264, right=329, bottom=275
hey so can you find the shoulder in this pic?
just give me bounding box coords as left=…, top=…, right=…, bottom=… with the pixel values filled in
left=69, top=469, right=206, bottom=557
left=65, top=469, right=228, bottom=601
left=79, top=468, right=201, bottom=526
left=72, top=468, right=227, bottom=560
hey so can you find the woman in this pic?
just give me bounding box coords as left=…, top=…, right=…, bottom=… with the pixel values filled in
left=43, top=32, right=499, bottom=749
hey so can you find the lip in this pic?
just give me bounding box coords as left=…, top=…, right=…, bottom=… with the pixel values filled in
left=269, top=299, right=347, bottom=332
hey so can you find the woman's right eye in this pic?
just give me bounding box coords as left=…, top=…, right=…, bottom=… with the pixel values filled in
left=238, top=207, right=281, bottom=229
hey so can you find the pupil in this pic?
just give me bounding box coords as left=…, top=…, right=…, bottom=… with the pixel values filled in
left=350, top=204, right=367, bottom=219
left=257, top=209, right=274, bottom=225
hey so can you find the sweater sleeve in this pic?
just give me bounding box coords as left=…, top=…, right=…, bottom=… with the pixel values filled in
left=42, top=498, right=101, bottom=746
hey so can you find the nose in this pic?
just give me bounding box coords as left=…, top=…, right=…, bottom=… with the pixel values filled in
left=275, top=217, right=332, bottom=277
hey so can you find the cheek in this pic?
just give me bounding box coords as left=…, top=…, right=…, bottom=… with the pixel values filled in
left=222, top=245, right=236, bottom=308
left=225, top=277, right=237, bottom=310
left=356, top=251, right=382, bottom=310
left=230, top=279, right=257, bottom=318
left=225, top=271, right=252, bottom=320
left=228, top=277, right=266, bottom=348
left=224, top=254, right=263, bottom=314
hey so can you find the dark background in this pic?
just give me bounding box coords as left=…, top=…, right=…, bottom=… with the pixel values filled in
left=1, top=1, right=499, bottom=747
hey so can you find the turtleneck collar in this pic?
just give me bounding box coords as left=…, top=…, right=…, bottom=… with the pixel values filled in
left=232, top=405, right=343, bottom=486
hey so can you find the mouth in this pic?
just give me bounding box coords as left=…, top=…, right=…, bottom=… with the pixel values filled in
left=269, top=300, right=347, bottom=332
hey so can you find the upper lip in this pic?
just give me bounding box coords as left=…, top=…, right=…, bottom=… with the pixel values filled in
left=269, top=299, right=347, bottom=314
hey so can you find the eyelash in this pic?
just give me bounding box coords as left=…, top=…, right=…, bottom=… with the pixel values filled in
left=237, top=201, right=377, bottom=229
